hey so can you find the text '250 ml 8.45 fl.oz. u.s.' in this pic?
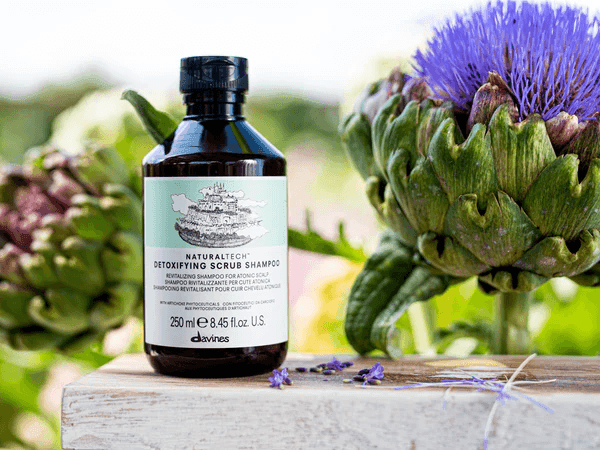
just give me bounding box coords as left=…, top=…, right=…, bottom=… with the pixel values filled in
left=143, top=56, right=288, bottom=377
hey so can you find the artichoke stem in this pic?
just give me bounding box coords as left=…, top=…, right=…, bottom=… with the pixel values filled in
left=494, top=291, right=532, bottom=354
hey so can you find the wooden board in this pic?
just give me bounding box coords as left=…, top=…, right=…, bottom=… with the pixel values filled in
left=62, top=353, right=600, bottom=450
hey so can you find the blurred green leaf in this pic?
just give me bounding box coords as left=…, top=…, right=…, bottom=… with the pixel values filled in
left=535, top=286, right=600, bottom=355
left=289, top=214, right=367, bottom=262
left=0, top=72, right=111, bottom=163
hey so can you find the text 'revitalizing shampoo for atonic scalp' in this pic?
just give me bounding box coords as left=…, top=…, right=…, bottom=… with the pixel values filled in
left=143, top=56, right=288, bottom=377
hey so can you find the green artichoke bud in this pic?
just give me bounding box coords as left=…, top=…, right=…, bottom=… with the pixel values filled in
left=0, top=145, right=142, bottom=352
left=71, top=145, right=130, bottom=190
left=343, top=76, right=600, bottom=291
left=341, top=58, right=600, bottom=354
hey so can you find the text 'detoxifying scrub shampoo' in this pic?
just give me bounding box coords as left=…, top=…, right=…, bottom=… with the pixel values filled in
left=143, top=56, right=288, bottom=377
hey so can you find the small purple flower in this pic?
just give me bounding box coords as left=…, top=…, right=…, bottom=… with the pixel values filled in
left=362, top=362, right=385, bottom=386
left=415, top=1, right=600, bottom=121
left=367, top=362, right=384, bottom=380
left=324, top=357, right=346, bottom=371
left=268, top=368, right=292, bottom=389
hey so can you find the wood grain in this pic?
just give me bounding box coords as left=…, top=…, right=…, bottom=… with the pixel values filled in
left=62, top=353, right=600, bottom=450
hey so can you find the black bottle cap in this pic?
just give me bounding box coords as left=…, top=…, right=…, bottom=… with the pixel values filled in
left=180, top=56, right=248, bottom=93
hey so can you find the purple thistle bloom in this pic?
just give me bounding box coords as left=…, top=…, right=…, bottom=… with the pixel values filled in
left=415, top=1, right=600, bottom=121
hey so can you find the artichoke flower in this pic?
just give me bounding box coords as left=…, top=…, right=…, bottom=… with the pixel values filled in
left=340, top=1, right=600, bottom=356
left=0, top=145, right=142, bottom=352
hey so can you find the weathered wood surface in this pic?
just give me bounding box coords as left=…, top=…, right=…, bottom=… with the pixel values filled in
left=62, top=353, right=600, bottom=450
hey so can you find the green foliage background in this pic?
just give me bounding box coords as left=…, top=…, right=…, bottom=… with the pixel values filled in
left=0, top=74, right=599, bottom=449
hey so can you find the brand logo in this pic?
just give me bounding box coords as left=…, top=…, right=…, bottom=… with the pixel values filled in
left=191, top=331, right=230, bottom=343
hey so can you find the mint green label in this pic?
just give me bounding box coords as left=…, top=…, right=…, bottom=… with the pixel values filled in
left=145, top=177, right=287, bottom=249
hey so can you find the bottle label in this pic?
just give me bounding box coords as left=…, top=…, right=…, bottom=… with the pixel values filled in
left=144, top=176, right=288, bottom=348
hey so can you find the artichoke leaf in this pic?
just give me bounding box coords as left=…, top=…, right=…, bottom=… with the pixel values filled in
left=31, top=215, right=70, bottom=246
left=429, top=120, right=498, bottom=209
left=418, top=232, right=490, bottom=277
left=560, top=120, right=600, bottom=178
left=58, top=331, right=105, bottom=355
left=523, top=156, right=600, bottom=241
left=378, top=100, right=459, bottom=183
left=379, top=101, right=423, bottom=175
left=54, top=237, right=105, bottom=296
left=0, top=282, right=36, bottom=329
left=101, top=184, right=143, bottom=234
left=381, top=184, right=418, bottom=247
left=72, top=146, right=130, bottom=189
left=89, top=283, right=140, bottom=331
left=478, top=269, right=548, bottom=293
left=370, top=267, right=452, bottom=358
left=569, top=261, right=600, bottom=287
left=514, top=229, right=600, bottom=278
left=28, top=289, right=91, bottom=335
left=415, top=100, right=457, bottom=157
left=339, top=113, right=378, bottom=180
left=19, top=253, right=59, bottom=289
left=66, top=195, right=115, bottom=242
left=387, top=149, right=449, bottom=234
left=489, top=105, right=556, bottom=203
left=100, top=231, right=143, bottom=284
left=444, top=191, right=542, bottom=266
left=372, top=94, right=404, bottom=177
left=365, top=176, right=385, bottom=217
left=7, top=327, right=69, bottom=351
left=344, top=231, right=414, bottom=354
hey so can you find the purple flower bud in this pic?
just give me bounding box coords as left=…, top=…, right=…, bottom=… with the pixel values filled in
left=42, top=149, right=71, bottom=170
left=467, top=72, right=518, bottom=132
left=6, top=211, right=40, bottom=252
left=545, top=112, right=583, bottom=150
left=0, top=165, right=27, bottom=205
left=355, top=67, right=408, bottom=124
left=559, top=119, right=600, bottom=177
left=47, top=170, right=85, bottom=206
left=0, top=243, right=26, bottom=284
left=401, top=76, right=434, bottom=104
left=14, top=185, right=63, bottom=218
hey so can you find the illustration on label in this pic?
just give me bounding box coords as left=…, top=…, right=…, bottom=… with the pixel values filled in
left=171, top=182, right=269, bottom=248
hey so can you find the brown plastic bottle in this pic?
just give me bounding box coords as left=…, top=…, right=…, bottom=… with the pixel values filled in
left=143, top=56, right=288, bottom=377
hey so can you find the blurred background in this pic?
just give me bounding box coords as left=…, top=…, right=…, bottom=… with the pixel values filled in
left=2, top=0, right=600, bottom=448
